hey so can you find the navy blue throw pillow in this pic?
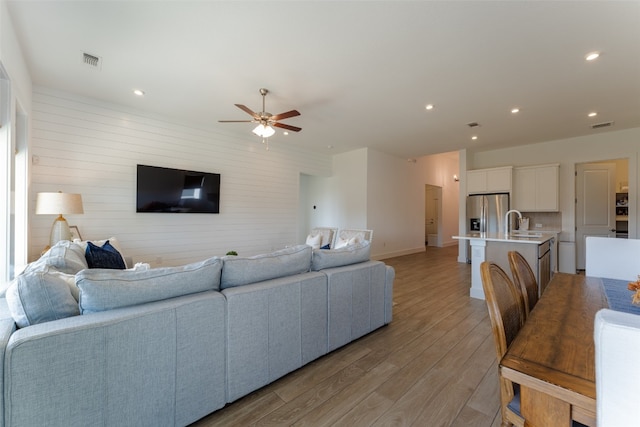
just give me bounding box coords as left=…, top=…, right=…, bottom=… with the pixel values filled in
left=85, top=241, right=126, bottom=269
left=321, top=244, right=331, bottom=250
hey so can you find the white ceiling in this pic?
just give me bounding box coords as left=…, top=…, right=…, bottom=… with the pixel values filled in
left=6, top=1, right=640, bottom=158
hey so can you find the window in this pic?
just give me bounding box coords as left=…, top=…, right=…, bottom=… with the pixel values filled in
left=0, top=62, right=27, bottom=282
left=0, top=65, right=11, bottom=281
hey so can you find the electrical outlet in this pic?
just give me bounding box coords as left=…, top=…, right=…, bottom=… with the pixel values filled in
left=535, top=223, right=543, bottom=228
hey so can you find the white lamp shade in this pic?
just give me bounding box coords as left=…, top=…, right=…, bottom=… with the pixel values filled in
left=36, top=192, right=84, bottom=247
left=252, top=124, right=275, bottom=138
left=36, top=192, right=84, bottom=215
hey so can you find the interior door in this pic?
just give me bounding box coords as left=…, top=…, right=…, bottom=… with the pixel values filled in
left=575, top=162, right=616, bottom=270
left=425, top=185, right=442, bottom=246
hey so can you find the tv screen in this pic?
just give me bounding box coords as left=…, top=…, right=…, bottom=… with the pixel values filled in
left=136, top=164, right=220, bottom=213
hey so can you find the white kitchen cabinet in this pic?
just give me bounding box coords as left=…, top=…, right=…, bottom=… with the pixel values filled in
left=466, top=166, right=512, bottom=194
left=513, top=164, right=559, bottom=211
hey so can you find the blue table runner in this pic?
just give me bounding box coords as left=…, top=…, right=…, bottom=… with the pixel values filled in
left=601, top=278, right=640, bottom=315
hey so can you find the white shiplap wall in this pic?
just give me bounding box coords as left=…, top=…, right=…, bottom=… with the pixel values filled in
left=29, top=87, right=332, bottom=265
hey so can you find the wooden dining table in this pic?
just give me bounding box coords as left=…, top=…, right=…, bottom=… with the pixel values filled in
left=500, top=272, right=608, bottom=427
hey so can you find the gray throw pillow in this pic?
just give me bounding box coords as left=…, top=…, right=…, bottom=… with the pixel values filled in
left=311, top=241, right=371, bottom=271
left=76, top=256, right=223, bottom=314
left=220, top=245, right=312, bottom=289
left=6, top=266, right=80, bottom=328
left=24, top=240, right=88, bottom=275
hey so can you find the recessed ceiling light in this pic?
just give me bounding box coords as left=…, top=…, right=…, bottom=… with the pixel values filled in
left=425, top=104, right=434, bottom=110
left=133, top=89, right=145, bottom=96
left=327, top=145, right=333, bottom=149
left=283, top=131, right=289, bottom=136
left=471, top=136, right=478, bottom=140
left=585, top=52, right=600, bottom=61
left=588, top=112, right=598, bottom=117
left=511, top=108, right=520, bottom=114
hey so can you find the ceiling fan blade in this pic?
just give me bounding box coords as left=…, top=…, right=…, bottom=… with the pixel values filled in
left=271, top=110, right=300, bottom=121
left=273, top=122, right=302, bottom=132
left=218, top=120, right=254, bottom=123
left=235, top=104, right=258, bottom=118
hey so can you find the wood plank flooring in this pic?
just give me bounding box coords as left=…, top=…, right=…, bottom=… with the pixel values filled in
left=191, top=246, right=502, bottom=426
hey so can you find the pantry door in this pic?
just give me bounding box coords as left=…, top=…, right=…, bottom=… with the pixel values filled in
left=575, top=162, right=616, bottom=270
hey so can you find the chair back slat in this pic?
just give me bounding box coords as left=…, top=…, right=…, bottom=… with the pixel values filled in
left=508, top=251, right=538, bottom=316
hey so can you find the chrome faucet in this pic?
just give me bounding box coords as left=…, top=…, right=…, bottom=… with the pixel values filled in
left=505, top=209, right=522, bottom=236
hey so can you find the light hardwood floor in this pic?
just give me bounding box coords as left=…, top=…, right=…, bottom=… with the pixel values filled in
left=191, top=246, right=502, bottom=426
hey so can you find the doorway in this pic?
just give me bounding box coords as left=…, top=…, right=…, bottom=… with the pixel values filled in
left=425, top=185, right=442, bottom=247
left=575, top=158, right=629, bottom=270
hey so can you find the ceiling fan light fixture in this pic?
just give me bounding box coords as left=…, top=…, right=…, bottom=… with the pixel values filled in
left=252, top=124, right=275, bottom=138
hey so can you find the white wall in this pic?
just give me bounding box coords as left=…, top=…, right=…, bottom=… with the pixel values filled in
left=298, top=173, right=335, bottom=242
left=367, top=149, right=424, bottom=258
left=329, top=148, right=368, bottom=229
left=467, top=127, right=640, bottom=242
left=29, top=87, right=332, bottom=265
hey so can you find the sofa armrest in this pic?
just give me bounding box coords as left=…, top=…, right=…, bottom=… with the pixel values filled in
left=0, top=309, right=16, bottom=427
left=323, top=260, right=391, bottom=352
left=385, top=265, right=395, bottom=324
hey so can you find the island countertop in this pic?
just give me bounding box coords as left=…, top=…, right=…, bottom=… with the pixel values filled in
left=453, top=232, right=556, bottom=245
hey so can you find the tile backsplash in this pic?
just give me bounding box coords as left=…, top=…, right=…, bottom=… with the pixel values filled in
left=518, top=211, right=562, bottom=231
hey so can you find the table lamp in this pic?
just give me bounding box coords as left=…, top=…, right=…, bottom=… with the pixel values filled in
left=36, top=191, right=84, bottom=247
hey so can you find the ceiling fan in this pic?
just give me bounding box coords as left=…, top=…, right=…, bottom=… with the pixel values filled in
left=219, top=88, right=301, bottom=148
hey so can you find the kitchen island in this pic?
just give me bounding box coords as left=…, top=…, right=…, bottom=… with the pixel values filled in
left=453, top=232, right=556, bottom=300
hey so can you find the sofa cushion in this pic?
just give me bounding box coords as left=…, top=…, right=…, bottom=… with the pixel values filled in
left=5, top=266, right=80, bottom=328
left=85, top=241, right=127, bottom=269
left=24, top=240, right=88, bottom=275
left=311, top=241, right=371, bottom=271
left=76, top=256, right=223, bottom=314
left=221, top=245, right=312, bottom=289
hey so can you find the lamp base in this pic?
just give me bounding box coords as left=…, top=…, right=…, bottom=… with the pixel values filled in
left=50, top=215, right=72, bottom=247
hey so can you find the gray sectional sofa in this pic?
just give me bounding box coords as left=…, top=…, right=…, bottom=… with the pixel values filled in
left=0, top=240, right=394, bottom=426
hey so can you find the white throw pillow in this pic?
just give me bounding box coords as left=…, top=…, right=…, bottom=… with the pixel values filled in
left=334, top=236, right=359, bottom=249
left=305, top=233, right=322, bottom=249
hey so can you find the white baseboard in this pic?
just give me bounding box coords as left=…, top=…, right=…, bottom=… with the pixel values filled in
left=372, top=246, right=425, bottom=261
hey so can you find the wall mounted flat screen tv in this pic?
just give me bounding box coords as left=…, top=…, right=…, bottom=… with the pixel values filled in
left=136, top=164, right=220, bottom=213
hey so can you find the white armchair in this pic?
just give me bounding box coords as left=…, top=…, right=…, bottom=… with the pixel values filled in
left=309, top=227, right=338, bottom=249
left=585, top=236, right=640, bottom=281
left=338, top=228, right=372, bottom=244
left=594, top=308, right=640, bottom=426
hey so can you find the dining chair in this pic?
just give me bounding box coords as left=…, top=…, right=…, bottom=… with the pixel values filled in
left=595, top=308, right=640, bottom=427
left=508, top=251, right=538, bottom=317
left=480, top=261, right=526, bottom=427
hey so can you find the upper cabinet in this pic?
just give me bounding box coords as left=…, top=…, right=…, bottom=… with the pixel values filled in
left=513, top=164, right=559, bottom=212
left=467, top=166, right=512, bottom=194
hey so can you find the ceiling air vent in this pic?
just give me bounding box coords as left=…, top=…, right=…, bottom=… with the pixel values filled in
left=81, top=52, right=102, bottom=70
left=591, top=121, right=614, bottom=129
left=467, top=122, right=480, bottom=128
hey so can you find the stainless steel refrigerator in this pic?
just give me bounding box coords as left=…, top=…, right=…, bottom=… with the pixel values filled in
left=465, top=192, right=510, bottom=263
